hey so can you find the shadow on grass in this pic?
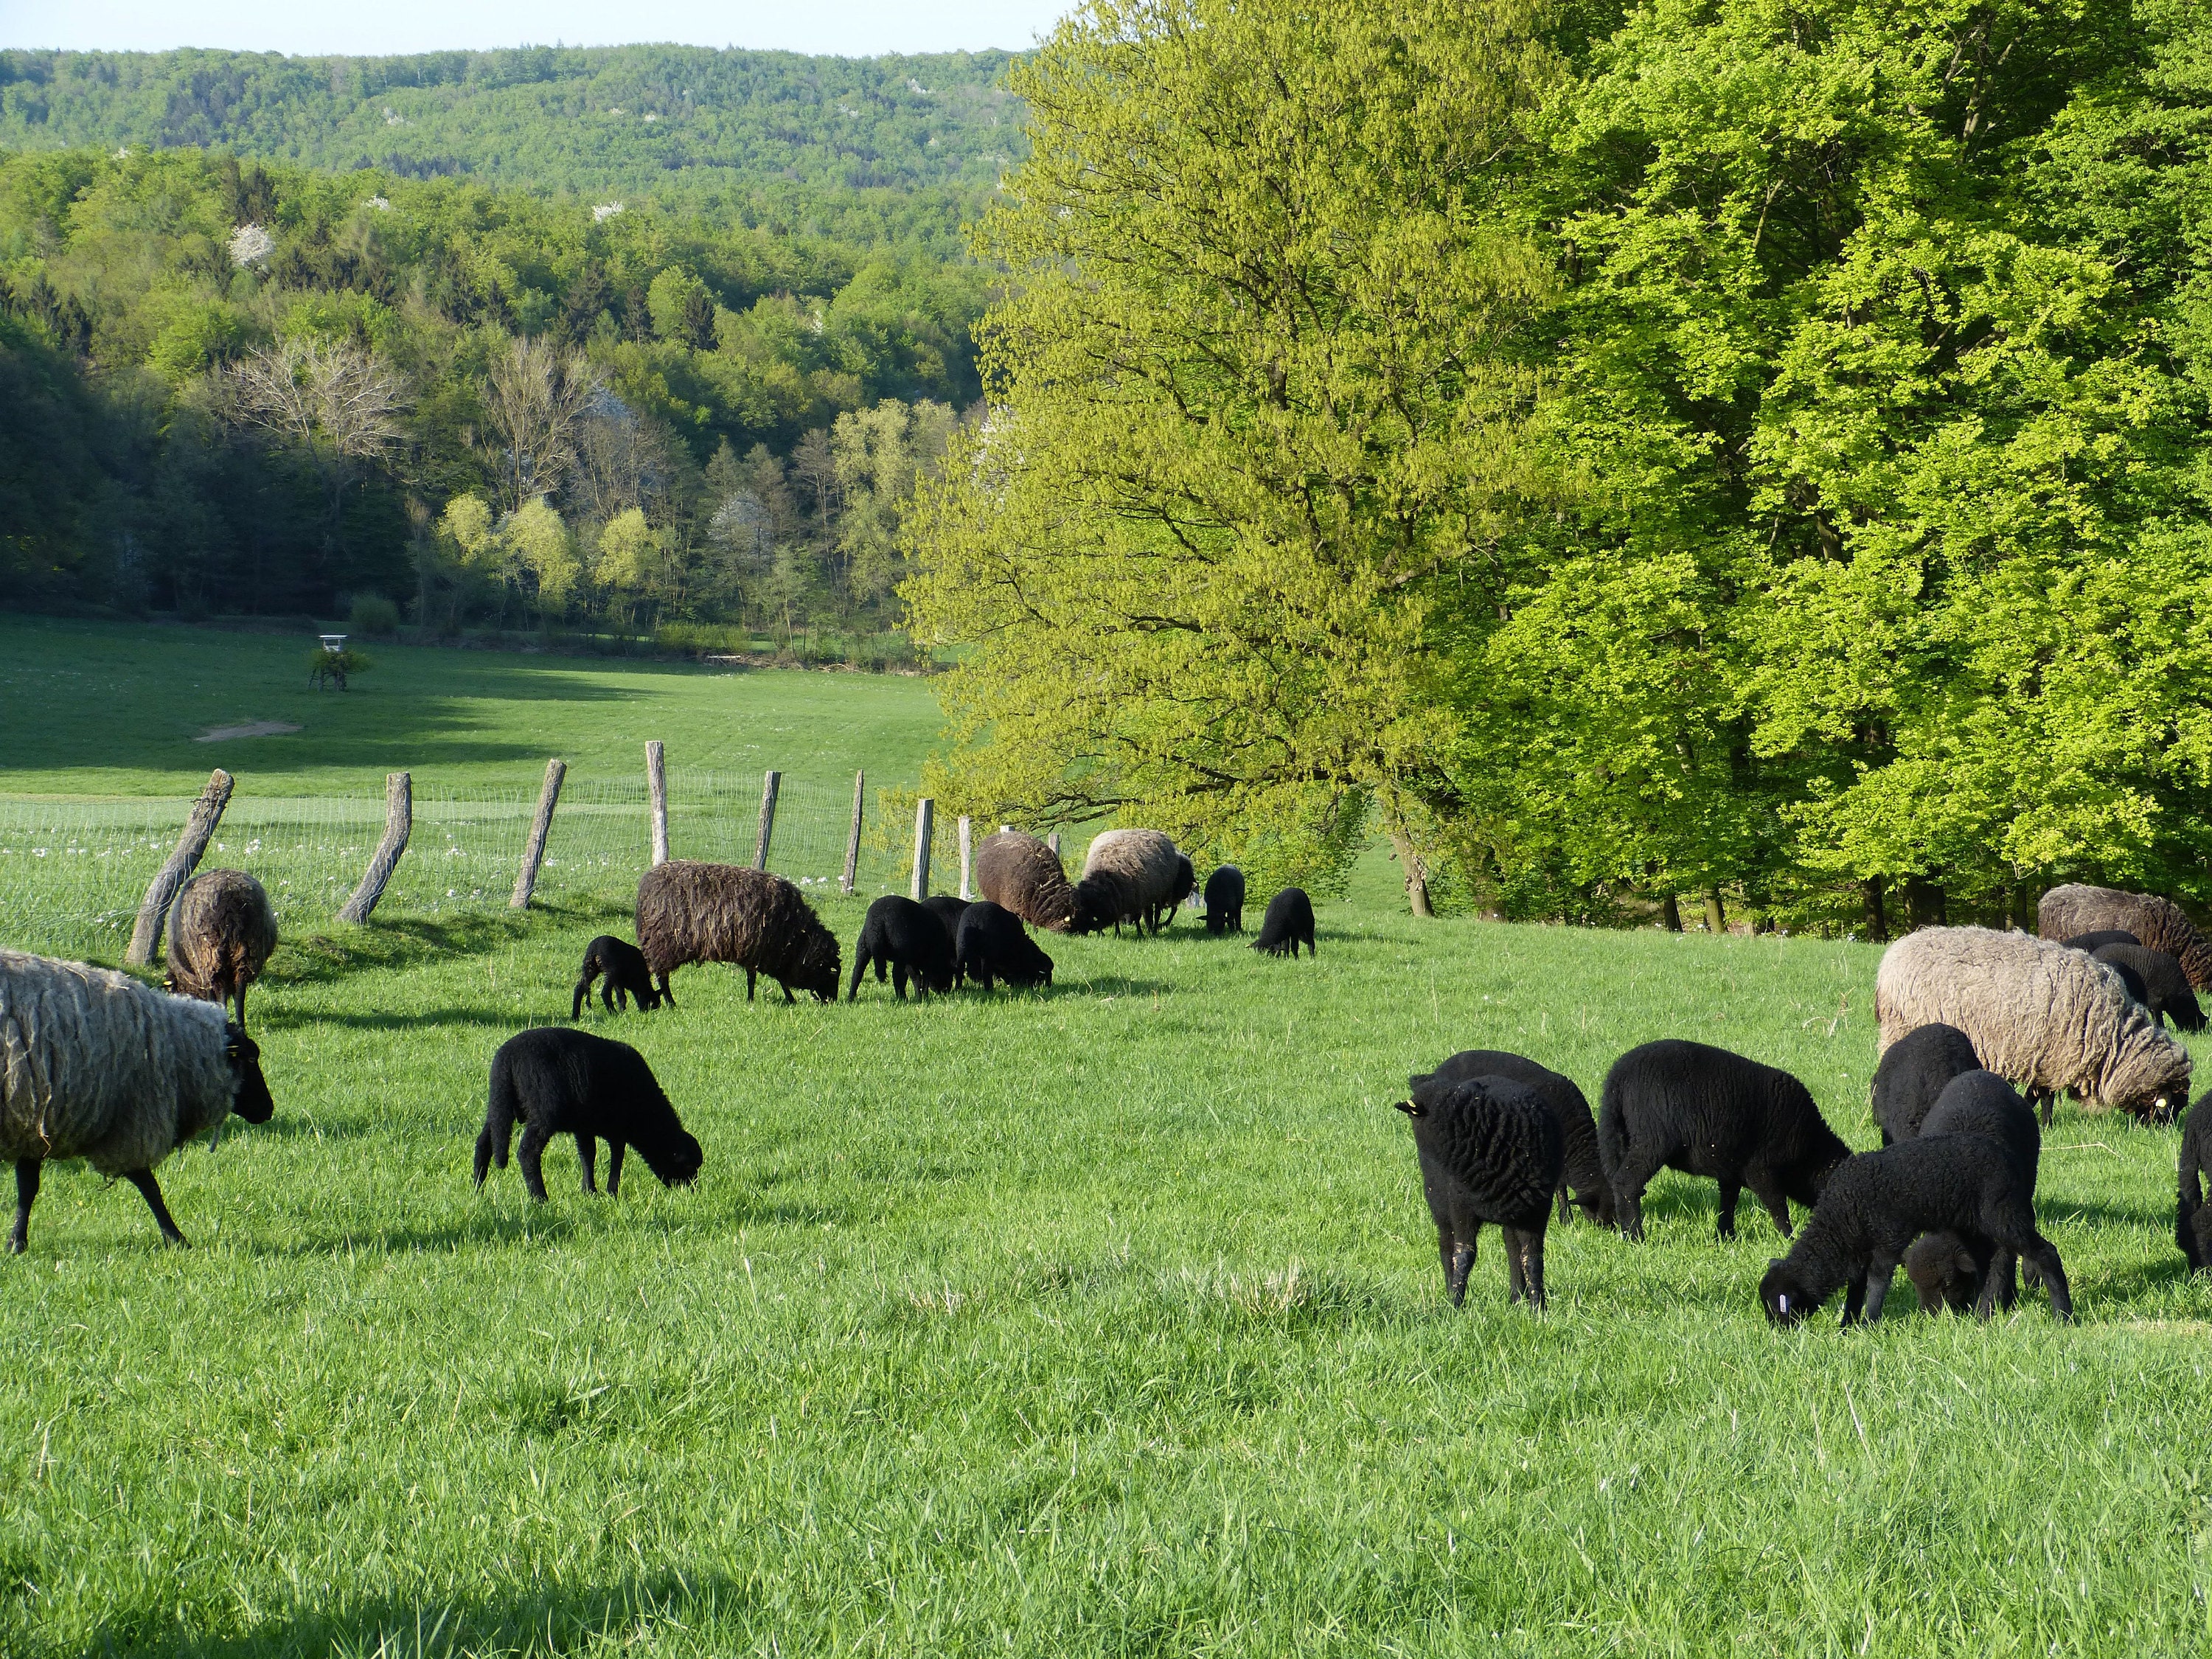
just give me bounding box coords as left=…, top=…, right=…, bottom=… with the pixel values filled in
left=248, top=1207, right=592, bottom=1256
left=295, top=1007, right=540, bottom=1034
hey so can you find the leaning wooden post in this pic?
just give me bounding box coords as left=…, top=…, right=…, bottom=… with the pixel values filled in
left=126, top=768, right=234, bottom=965
left=339, top=772, right=412, bottom=925
left=841, top=771, right=864, bottom=894
left=646, top=741, right=669, bottom=867
left=1047, top=831, right=1061, bottom=860
left=957, top=815, right=973, bottom=900
left=911, top=797, right=933, bottom=901
left=754, top=770, right=782, bottom=870
left=509, top=757, right=566, bottom=909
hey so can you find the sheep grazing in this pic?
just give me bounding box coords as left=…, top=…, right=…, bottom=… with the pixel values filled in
left=571, top=935, right=666, bottom=1020
left=1077, top=830, right=1185, bottom=935
left=635, top=860, right=841, bottom=1005
left=1597, top=1039, right=1848, bottom=1242
left=1396, top=1071, right=1565, bottom=1309
left=2176, top=1095, right=2212, bottom=1273
left=1903, top=1071, right=2045, bottom=1312
left=2062, top=929, right=2140, bottom=954
left=473, top=1026, right=701, bottom=1204
left=1166, top=855, right=1197, bottom=926
left=2093, top=943, right=2207, bottom=1033
left=164, top=867, right=279, bottom=1030
left=1874, top=925, right=2190, bottom=1124
left=2039, top=883, right=2212, bottom=990
left=1203, top=866, right=1246, bottom=935
left=974, top=832, right=1079, bottom=933
left=2, top=949, right=274, bottom=1251
left=1431, top=1048, right=1611, bottom=1225
left=1903, top=1232, right=1981, bottom=1314
left=956, top=900, right=1054, bottom=990
left=1251, top=888, right=1317, bottom=958
left=1759, top=1134, right=2072, bottom=1326
left=1871, top=1022, right=1982, bottom=1146
left=849, top=895, right=957, bottom=1001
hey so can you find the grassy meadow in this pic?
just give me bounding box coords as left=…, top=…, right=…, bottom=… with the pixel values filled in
left=3, top=619, right=2212, bottom=1657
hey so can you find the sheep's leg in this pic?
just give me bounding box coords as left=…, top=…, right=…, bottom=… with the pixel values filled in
left=892, top=964, right=909, bottom=1002
left=1860, top=1257, right=1899, bottom=1324
left=577, top=1135, right=597, bottom=1195
left=1840, top=1269, right=1868, bottom=1326
left=1607, top=1142, right=1668, bottom=1242
left=234, top=984, right=249, bottom=1032
left=572, top=974, right=595, bottom=1020
left=781, top=981, right=796, bottom=1004
left=1504, top=1227, right=1528, bottom=1302
left=2010, top=1234, right=2072, bottom=1321
left=1521, top=1232, right=1547, bottom=1310
left=1743, top=1171, right=1795, bottom=1240
left=848, top=947, right=871, bottom=1002
left=658, top=975, right=675, bottom=1008
left=517, top=1124, right=554, bottom=1203
left=1556, top=1181, right=1573, bottom=1226
left=8, top=1159, right=38, bottom=1253
left=1446, top=1231, right=1477, bottom=1308
left=745, top=968, right=758, bottom=1001
left=2032, top=1089, right=2054, bottom=1129
left=1714, top=1178, right=1742, bottom=1242
left=606, top=1142, right=625, bottom=1197
left=122, top=1169, right=187, bottom=1247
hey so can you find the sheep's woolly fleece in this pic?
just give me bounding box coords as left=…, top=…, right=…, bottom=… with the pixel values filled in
left=1875, top=925, right=2190, bottom=1115
left=0, top=949, right=234, bottom=1175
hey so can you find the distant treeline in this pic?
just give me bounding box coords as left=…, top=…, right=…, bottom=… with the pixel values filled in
left=0, top=146, right=988, bottom=641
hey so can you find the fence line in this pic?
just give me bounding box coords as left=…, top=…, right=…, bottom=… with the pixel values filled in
left=0, top=767, right=1051, bottom=959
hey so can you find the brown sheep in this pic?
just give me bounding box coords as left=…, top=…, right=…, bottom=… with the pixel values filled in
left=164, top=868, right=279, bottom=1031
left=2039, top=884, right=2212, bottom=990
left=974, top=832, right=1079, bottom=933
left=635, top=860, right=841, bottom=1004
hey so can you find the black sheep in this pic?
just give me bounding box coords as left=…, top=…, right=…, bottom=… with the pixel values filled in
left=1904, top=1232, right=1982, bottom=1313
left=571, top=935, right=667, bottom=1020
left=2176, top=1096, right=2212, bottom=1273
left=1905, top=1071, right=2045, bottom=1312
left=922, top=895, right=973, bottom=944
left=1598, top=1039, right=1848, bottom=1242
left=849, top=895, right=958, bottom=1001
left=1251, top=888, right=1316, bottom=958
left=2093, top=943, right=2207, bottom=1033
left=1760, top=1134, right=2072, bottom=1326
left=2062, top=928, right=2142, bottom=953
left=1162, top=855, right=1197, bottom=928
left=1397, top=1071, right=1565, bottom=1309
left=1871, top=1023, right=1981, bottom=1145
left=1203, top=866, right=1246, bottom=935
left=473, top=1027, right=703, bottom=1203
left=956, top=900, right=1054, bottom=990
left=1431, top=1048, right=1611, bottom=1226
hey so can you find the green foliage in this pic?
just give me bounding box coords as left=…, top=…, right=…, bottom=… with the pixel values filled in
left=346, top=592, right=400, bottom=636
left=305, top=642, right=372, bottom=687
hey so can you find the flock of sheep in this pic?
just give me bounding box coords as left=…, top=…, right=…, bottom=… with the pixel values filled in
left=1, top=832, right=2208, bottom=1330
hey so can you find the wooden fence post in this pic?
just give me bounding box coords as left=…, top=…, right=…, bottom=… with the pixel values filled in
left=842, top=771, right=864, bottom=894
left=509, top=758, right=566, bottom=909
left=126, top=768, right=234, bottom=966
left=339, top=772, right=412, bottom=925
left=646, top=741, right=669, bottom=866
left=911, top=798, right=933, bottom=901
left=754, top=770, right=782, bottom=870
left=958, top=815, right=973, bottom=900
left=1047, top=831, right=1061, bottom=860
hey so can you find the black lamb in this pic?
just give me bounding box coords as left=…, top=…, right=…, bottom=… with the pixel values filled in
left=1598, top=1039, right=1849, bottom=1242
left=1760, top=1134, right=2072, bottom=1326
left=1871, top=1022, right=1981, bottom=1145
left=473, top=1027, right=703, bottom=1203
left=922, top=895, right=973, bottom=945
left=2093, top=943, right=2207, bottom=1033
left=1203, top=866, right=1246, bottom=935
left=1252, top=888, right=1316, bottom=958
left=1431, top=1048, right=1611, bottom=1226
left=956, top=900, right=1054, bottom=990
left=1902, top=1070, right=2045, bottom=1312
left=571, top=935, right=667, bottom=1020
left=2177, top=1096, right=2212, bottom=1273
left=2062, top=929, right=2141, bottom=954
left=1164, top=855, right=1196, bottom=927
left=849, top=895, right=958, bottom=1001
left=1397, top=1071, right=1565, bottom=1309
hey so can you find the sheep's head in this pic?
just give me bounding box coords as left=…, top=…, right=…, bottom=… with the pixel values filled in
left=647, top=1130, right=704, bottom=1188
left=794, top=928, right=841, bottom=1003
left=1759, top=1259, right=1818, bottom=1326
left=225, top=1024, right=275, bottom=1124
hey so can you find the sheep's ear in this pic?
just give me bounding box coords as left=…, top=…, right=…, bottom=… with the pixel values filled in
left=1394, top=1099, right=1425, bottom=1119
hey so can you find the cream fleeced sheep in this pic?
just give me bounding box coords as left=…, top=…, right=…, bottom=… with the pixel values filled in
left=1, top=948, right=274, bottom=1250
left=1874, top=926, right=2190, bottom=1121
left=1077, top=829, right=1184, bottom=934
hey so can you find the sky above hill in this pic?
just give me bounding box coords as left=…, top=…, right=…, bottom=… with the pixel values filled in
left=4, top=0, right=1075, bottom=55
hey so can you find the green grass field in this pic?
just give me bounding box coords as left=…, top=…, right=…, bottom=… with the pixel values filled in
left=4, top=619, right=2211, bottom=1657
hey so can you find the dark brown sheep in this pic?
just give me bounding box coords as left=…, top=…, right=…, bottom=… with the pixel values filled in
left=974, top=832, right=1079, bottom=933
left=2039, top=884, right=2212, bottom=990
left=164, top=868, right=279, bottom=1030
left=635, top=860, right=841, bottom=1004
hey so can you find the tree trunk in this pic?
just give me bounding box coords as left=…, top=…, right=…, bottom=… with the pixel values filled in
left=1702, top=886, right=1727, bottom=934
left=1659, top=894, right=1683, bottom=933
left=126, top=769, right=234, bottom=966
left=1387, top=825, right=1433, bottom=919
left=1861, top=876, right=1890, bottom=942
left=1905, top=875, right=1947, bottom=929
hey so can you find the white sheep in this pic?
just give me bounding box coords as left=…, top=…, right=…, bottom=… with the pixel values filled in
left=1874, top=926, right=2189, bottom=1124
left=1, top=949, right=274, bottom=1251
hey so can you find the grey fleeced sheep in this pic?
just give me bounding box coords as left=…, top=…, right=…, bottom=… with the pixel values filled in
left=164, top=868, right=279, bottom=1030
left=636, top=860, right=841, bottom=1004
left=1397, top=1071, right=1565, bottom=1309
left=1432, top=1048, right=1611, bottom=1226
left=1077, top=830, right=1184, bottom=935
left=2039, top=884, right=2212, bottom=990
left=1874, top=925, right=2190, bottom=1124
left=2, top=949, right=274, bottom=1251
left=2093, top=943, right=2207, bottom=1033
left=974, top=832, right=1079, bottom=933
left=1871, top=1023, right=1982, bottom=1146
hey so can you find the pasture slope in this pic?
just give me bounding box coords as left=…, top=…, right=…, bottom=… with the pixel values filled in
left=1, top=617, right=2210, bottom=1658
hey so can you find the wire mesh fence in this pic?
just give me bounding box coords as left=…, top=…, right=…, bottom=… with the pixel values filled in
left=0, top=767, right=998, bottom=961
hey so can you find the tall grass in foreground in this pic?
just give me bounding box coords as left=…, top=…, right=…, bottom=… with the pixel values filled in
left=2, top=894, right=2209, bottom=1657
